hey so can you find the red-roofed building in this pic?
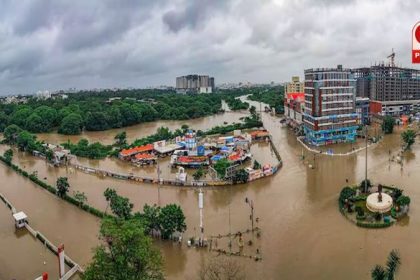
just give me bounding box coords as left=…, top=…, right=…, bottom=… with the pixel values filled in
left=118, top=144, right=154, bottom=160
left=284, top=92, right=305, bottom=127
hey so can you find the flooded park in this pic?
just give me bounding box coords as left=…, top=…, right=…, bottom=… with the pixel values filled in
left=1, top=98, right=420, bottom=279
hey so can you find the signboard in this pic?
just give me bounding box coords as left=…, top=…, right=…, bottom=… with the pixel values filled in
left=413, top=21, right=420, bottom=63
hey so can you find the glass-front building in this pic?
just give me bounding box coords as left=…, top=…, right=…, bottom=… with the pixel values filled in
left=303, top=65, right=358, bottom=146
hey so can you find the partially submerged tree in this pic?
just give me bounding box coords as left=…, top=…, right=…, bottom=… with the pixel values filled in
left=232, top=169, right=249, bottom=184
left=3, top=149, right=13, bottom=164
left=199, top=256, right=245, bottom=280
left=371, top=250, right=401, bottom=280
left=83, top=217, right=164, bottom=280
left=382, top=116, right=395, bottom=134
left=56, top=177, right=70, bottom=198
left=214, top=158, right=230, bottom=179
left=253, top=160, right=261, bottom=170
left=401, top=129, right=416, bottom=150
left=74, top=191, right=88, bottom=207
left=159, top=204, right=187, bottom=239
left=139, top=204, right=187, bottom=239
left=114, top=131, right=127, bottom=147
left=104, top=188, right=133, bottom=220
left=193, top=167, right=205, bottom=181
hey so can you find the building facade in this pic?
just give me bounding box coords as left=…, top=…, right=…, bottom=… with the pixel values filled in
left=352, top=65, right=420, bottom=115
left=303, top=65, right=359, bottom=146
left=355, top=97, right=370, bottom=125
left=285, top=76, right=304, bottom=95
left=284, top=92, right=305, bottom=127
left=176, top=75, right=215, bottom=94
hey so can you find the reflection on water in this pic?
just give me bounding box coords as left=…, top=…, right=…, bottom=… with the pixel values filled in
left=2, top=108, right=420, bottom=279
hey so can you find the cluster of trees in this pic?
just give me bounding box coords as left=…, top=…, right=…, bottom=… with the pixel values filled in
left=104, top=188, right=186, bottom=239
left=62, top=139, right=112, bottom=159
left=0, top=89, right=224, bottom=135
left=224, top=96, right=249, bottom=110
left=3, top=124, right=45, bottom=154
left=247, top=86, right=284, bottom=114
left=84, top=188, right=187, bottom=279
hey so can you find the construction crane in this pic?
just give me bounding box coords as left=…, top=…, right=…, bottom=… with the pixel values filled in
left=387, top=48, right=395, bottom=67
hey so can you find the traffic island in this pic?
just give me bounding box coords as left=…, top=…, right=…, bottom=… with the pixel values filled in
left=338, top=180, right=410, bottom=228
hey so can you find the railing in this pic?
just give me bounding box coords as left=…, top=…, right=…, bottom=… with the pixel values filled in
left=0, top=192, right=83, bottom=278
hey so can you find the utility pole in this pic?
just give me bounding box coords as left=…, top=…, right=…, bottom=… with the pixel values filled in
left=364, top=125, right=368, bottom=192
left=198, top=189, right=204, bottom=246
left=157, top=162, right=161, bottom=206
left=245, top=197, right=254, bottom=232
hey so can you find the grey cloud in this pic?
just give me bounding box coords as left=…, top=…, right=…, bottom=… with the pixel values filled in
left=0, top=0, right=419, bottom=95
left=163, top=0, right=228, bottom=32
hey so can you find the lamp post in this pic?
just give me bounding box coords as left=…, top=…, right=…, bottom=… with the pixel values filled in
left=245, top=197, right=254, bottom=232
left=364, top=124, right=368, bottom=193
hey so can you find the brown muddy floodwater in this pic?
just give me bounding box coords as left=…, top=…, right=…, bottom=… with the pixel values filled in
left=1, top=98, right=420, bottom=279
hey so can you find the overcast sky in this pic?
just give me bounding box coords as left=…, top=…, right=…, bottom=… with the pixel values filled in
left=0, top=0, right=419, bottom=95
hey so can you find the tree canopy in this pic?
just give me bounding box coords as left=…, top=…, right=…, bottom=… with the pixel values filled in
left=83, top=217, right=164, bottom=280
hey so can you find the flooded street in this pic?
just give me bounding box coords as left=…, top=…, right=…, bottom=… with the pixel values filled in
left=1, top=100, right=420, bottom=279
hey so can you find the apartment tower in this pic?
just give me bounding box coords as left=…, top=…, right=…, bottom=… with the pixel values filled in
left=303, top=65, right=358, bottom=146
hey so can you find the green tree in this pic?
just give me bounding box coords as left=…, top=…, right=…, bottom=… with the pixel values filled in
left=104, top=188, right=133, bottom=220
left=213, top=158, right=230, bottom=179
left=25, top=113, right=45, bottom=133
left=401, top=129, right=416, bottom=150
left=159, top=204, right=187, bottom=239
left=56, top=177, right=70, bottom=198
left=140, top=204, right=161, bottom=235
left=58, top=113, right=83, bottom=135
left=107, top=106, right=123, bottom=128
left=3, top=149, right=13, bottom=164
left=181, top=124, right=189, bottom=133
left=3, top=124, right=23, bottom=143
left=232, top=168, right=249, bottom=184
left=0, top=111, right=9, bottom=132
left=249, top=105, right=256, bottom=116
left=85, top=111, right=110, bottom=131
left=83, top=217, right=164, bottom=280
left=10, top=107, right=33, bottom=129
left=33, top=106, right=57, bottom=130
left=114, top=131, right=127, bottom=146
left=253, top=160, right=261, bottom=170
left=16, top=131, right=38, bottom=152
left=193, top=167, right=205, bottom=181
left=74, top=191, right=88, bottom=207
left=371, top=250, right=401, bottom=280
left=382, top=116, right=395, bottom=134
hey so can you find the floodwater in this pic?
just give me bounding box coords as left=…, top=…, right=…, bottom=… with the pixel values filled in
left=1, top=98, right=420, bottom=279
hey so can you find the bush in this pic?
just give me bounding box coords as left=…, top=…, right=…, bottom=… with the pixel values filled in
left=355, top=206, right=364, bottom=217
left=356, top=221, right=392, bottom=228
left=396, top=195, right=411, bottom=206
left=339, top=187, right=356, bottom=204
left=359, top=179, right=372, bottom=192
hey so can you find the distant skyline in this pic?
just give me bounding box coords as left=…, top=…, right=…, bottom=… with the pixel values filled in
left=0, top=0, right=419, bottom=95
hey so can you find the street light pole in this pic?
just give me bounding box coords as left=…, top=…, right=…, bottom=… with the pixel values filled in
left=245, top=197, right=254, bottom=232
left=364, top=124, right=368, bottom=192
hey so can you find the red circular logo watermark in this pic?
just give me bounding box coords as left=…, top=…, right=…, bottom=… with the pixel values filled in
left=416, top=25, right=420, bottom=43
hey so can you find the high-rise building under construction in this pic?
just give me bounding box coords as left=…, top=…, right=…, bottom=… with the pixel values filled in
left=352, top=60, right=420, bottom=116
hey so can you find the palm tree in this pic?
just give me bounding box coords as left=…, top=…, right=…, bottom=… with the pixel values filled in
left=371, top=250, right=401, bottom=280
